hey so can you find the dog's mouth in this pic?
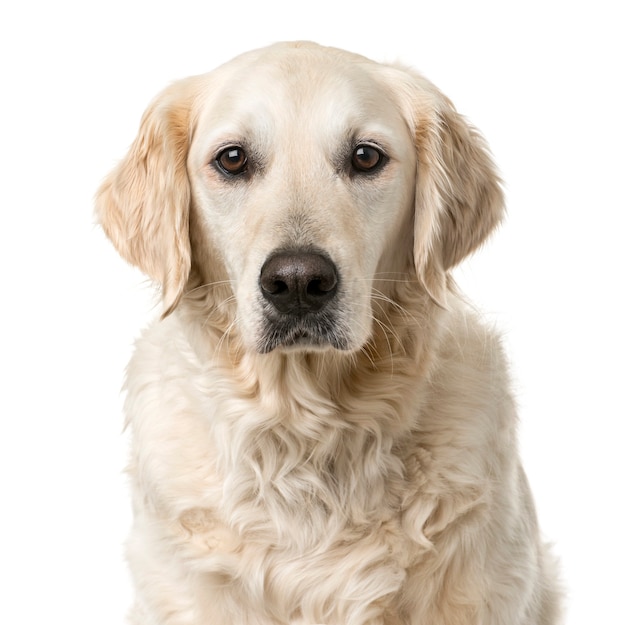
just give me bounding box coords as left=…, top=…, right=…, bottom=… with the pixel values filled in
left=257, top=313, right=349, bottom=354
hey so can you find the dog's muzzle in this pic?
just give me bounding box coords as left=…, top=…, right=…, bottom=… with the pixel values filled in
left=257, top=250, right=347, bottom=352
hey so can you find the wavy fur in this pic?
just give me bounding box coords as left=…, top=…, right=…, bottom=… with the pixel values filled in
left=97, top=42, right=561, bottom=624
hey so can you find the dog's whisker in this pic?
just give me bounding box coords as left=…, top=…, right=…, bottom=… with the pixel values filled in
left=183, top=279, right=235, bottom=299
left=370, top=290, right=424, bottom=330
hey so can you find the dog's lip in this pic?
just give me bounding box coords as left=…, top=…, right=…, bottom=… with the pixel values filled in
left=258, top=316, right=348, bottom=353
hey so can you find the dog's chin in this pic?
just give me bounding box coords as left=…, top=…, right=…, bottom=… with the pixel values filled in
left=256, top=318, right=352, bottom=354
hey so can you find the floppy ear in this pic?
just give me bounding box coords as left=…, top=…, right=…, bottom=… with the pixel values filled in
left=410, top=84, right=505, bottom=305
left=95, top=79, right=196, bottom=317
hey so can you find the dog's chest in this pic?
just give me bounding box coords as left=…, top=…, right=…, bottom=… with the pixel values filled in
left=174, top=459, right=414, bottom=623
left=173, top=390, right=416, bottom=619
left=129, top=327, right=427, bottom=619
left=206, top=406, right=411, bottom=547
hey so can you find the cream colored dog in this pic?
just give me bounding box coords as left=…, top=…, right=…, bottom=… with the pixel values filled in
left=97, top=42, right=561, bottom=624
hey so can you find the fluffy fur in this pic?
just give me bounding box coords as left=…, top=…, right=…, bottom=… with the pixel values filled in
left=97, top=42, right=561, bottom=624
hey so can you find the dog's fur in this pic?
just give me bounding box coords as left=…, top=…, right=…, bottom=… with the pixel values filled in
left=97, top=42, right=561, bottom=624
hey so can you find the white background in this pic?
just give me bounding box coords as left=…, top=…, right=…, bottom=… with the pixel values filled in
left=1, top=1, right=624, bottom=623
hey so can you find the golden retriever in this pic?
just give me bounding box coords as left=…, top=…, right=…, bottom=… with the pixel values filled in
left=97, top=41, right=561, bottom=625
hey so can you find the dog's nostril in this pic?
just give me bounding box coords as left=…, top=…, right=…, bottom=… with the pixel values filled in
left=260, top=251, right=338, bottom=315
left=265, top=279, right=289, bottom=295
left=307, top=277, right=334, bottom=297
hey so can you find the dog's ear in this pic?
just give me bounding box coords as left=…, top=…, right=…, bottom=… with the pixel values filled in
left=389, top=69, right=504, bottom=305
left=415, top=97, right=504, bottom=305
left=96, top=79, right=197, bottom=317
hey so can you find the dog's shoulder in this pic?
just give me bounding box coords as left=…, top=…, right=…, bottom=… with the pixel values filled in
left=433, top=296, right=511, bottom=389
left=418, top=296, right=518, bottom=476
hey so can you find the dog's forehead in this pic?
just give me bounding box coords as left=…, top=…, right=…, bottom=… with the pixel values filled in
left=193, top=43, right=407, bottom=137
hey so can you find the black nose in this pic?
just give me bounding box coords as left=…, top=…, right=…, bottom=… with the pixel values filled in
left=259, top=251, right=338, bottom=315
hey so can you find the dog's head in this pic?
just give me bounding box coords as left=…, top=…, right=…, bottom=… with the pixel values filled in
left=96, top=42, right=503, bottom=354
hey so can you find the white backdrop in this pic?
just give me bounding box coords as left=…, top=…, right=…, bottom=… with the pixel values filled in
left=1, top=1, right=624, bottom=623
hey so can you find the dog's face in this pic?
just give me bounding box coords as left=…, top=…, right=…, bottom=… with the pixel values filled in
left=187, top=47, right=418, bottom=352
left=97, top=42, right=503, bottom=354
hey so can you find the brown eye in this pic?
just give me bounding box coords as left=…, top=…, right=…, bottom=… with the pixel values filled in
left=216, top=146, right=248, bottom=176
left=351, top=144, right=385, bottom=173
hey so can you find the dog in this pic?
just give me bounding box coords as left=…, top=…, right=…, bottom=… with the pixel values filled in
left=97, top=41, right=561, bottom=625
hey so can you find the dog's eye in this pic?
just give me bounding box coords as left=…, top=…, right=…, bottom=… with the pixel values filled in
left=216, top=146, right=248, bottom=176
left=351, top=144, right=385, bottom=173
